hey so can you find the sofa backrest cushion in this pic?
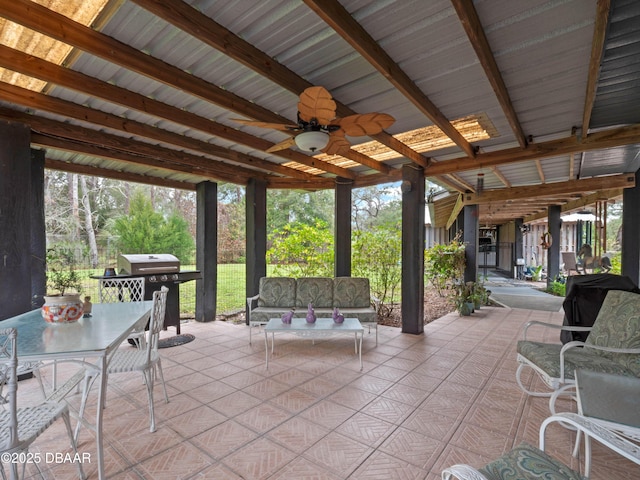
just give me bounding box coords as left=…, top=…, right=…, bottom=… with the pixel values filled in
left=585, top=289, right=640, bottom=376
left=295, top=277, right=334, bottom=308
left=334, top=277, right=371, bottom=308
left=258, top=277, right=297, bottom=308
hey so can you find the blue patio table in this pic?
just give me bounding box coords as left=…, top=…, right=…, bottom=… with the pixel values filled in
left=1, top=301, right=152, bottom=480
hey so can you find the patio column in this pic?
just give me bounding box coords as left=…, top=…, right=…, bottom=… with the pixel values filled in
left=401, top=165, right=425, bottom=335
left=246, top=178, right=267, bottom=319
left=335, top=177, right=352, bottom=277
left=196, top=181, right=217, bottom=322
left=0, top=121, right=33, bottom=320
left=31, top=149, right=46, bottom=310
left=463, top=204, right=478, bottom=283
left=622, top=169, right=640, bottom=285
left=547, top=205, right=561, bottom=287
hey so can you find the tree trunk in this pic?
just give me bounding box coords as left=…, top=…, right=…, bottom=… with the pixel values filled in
left=68, top=172, right=80, bottom=240
left=79, top=176, right=99, bottom=268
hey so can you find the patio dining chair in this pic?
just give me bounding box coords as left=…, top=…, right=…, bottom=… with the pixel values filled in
left=571, top=369, right=640, bottom=477
left=98, top=277, right=147, bottom=348
left=76, top=286, right=169, bottom=435
left=515, top=289, right=640, bottom=413
left=0, top=328, right=85, bottom=480
left=442, top=410, right=639, bottom=479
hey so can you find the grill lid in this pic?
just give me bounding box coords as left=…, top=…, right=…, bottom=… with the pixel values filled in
left=117, top=254, right=180, bottom=275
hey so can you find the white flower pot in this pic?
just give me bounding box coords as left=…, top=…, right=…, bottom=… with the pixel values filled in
left=42, top=294, right=84, bottom=323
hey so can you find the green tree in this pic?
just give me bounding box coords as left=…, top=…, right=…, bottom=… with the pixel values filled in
left=267, top=189, right=334, bottom=232
left=352, top=227, right=402, bottom=317
left=113, top=192, right=195, bottom=262
left=267, top=220, right=334, bottom=277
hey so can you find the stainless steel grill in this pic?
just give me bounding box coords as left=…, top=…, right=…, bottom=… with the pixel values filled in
left=94, top=254, right=201, bottom=333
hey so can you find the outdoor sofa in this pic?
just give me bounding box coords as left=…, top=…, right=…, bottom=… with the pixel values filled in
left=247, top=276, right=379, bottom=344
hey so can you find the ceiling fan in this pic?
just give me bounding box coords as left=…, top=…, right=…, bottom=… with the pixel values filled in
left=233, top=86, right=395, bottom=155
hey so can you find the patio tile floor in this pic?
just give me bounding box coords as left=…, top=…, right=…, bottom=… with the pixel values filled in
left=16, top=306, right=640, bottom=479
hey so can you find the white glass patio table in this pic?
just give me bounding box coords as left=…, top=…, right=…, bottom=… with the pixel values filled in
left=264, top=317, right=364, bottom=370
left=1, top=301, right=152, bottom=480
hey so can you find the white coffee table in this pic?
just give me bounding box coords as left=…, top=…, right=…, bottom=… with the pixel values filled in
left=264, top=317, right=364, bottom=370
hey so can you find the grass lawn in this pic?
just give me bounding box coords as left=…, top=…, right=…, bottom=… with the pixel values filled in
left=78, top=264, right=247, bottom=316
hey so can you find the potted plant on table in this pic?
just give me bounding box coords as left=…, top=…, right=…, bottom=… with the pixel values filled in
left=42, top=246, right=84, bottom=323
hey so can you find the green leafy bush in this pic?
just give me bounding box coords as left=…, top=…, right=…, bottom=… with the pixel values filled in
left=425, top=236, right=466, bottom=297
left=267, top=220, right=334, bottom=277
left=546, top=280, right=566, bottom=297
left=46, top=246, right=83, bottom=295
left=352, top=228, right=401, bottom=317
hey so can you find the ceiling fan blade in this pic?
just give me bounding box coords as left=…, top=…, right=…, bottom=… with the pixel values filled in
left=297, top=86, right=336, bottom=125
left=323, top=132, right=350, bottom=155
left=266, top=137, right=297, bottom=153
left=231, top=118, right=298, bottom=132
left=335, top=113, right=395, bottom=136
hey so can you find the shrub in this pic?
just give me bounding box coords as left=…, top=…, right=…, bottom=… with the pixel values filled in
left=352, top=228, right=401, bottom=317
left=425, top=236, right=466, bottom=297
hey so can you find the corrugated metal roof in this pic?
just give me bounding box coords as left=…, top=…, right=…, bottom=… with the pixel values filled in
left=0, top=0, right=638, bottom=224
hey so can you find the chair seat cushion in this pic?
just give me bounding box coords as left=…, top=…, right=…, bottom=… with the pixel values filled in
left=479, top=443, right=585, bottom=480
left=517, top=341, right=636, bottom=379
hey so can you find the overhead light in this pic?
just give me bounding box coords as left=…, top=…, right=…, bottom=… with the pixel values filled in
left=295, top=131, right=329, bottom=152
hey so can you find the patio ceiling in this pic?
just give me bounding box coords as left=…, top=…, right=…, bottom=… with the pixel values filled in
left=0, top=0, right=639, bottom=226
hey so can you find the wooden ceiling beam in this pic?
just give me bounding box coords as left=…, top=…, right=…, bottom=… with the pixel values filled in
left=304, top=0, right=476, bottom=159
left=0, top=0, right=290, bottom=126
left=423, top=123, right=640, bottom=175
left=524, top=188, right=623, bottom=223
left=35, top=133, right=246, bottom=185
left=0, top=107, right=261, bottom=179
left=535, top=159, right=545, bottom=183
left=0, top=81, right=315, bottom=181
left=0, top=45, right=356, bottom=179
left=45, top=157, right=198, bottom=190
left=582, top=0, right=611, bottom=136
left=0, top=0, right=385, bottom=175
left=451, top=0, right=527, bottom=149
left=490, top=167, right=512, bottom=188
left=266, top=177, right=336, bottom=190
left=463, top=174, right=634, bottom=205
left=130, top=0, right=428, bottom=171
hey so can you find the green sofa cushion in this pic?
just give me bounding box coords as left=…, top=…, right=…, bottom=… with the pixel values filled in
left=479, top=443, right=584, bottom=480
left=334, top=277, right=371, bottom=309
left=257, top=277, right=296, bottom=308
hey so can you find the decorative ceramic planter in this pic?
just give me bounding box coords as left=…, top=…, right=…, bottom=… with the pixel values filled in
left=42, top=294, right=84, bottom=323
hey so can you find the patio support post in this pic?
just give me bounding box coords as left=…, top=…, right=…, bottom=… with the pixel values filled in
left=246, top=178, right=267, bottom=324
left=515, top=218, right=524, bottom=263
left=463, top=205, right=479, bottom=283
left=30, top=149, right=46, bottom=310
left=622, top=168, right=640, bottom=285
left=196, top=181, right=217, bottom=322
left=547, top=205, right=561, bottom=287
left=335, top=177, right=352, bottom=277
left=401, top=164, right=425, bottom=335
left=0, top=121, right=33, bottom=320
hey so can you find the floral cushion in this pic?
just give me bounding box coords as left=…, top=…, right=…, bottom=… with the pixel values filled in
left=584, top=289, right=640, bottom=376
left=333, top=277, right=371, bottom=308
left=295, top=277, right=334, bottom=308
left=517, top=341, right=635, bottom=380
left=479, top=443, right=584, bottom=480
left=257, top=277, right=296, bottom=308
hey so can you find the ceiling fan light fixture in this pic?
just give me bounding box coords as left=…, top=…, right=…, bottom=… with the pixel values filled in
left=295, top=131, right=329, bottom=152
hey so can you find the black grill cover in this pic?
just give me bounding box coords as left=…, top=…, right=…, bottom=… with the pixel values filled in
left=561, top=273, right=640, bottom=343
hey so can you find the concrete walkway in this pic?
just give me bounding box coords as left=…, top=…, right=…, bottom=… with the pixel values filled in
left=483, top=270, right=565, bottom=312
